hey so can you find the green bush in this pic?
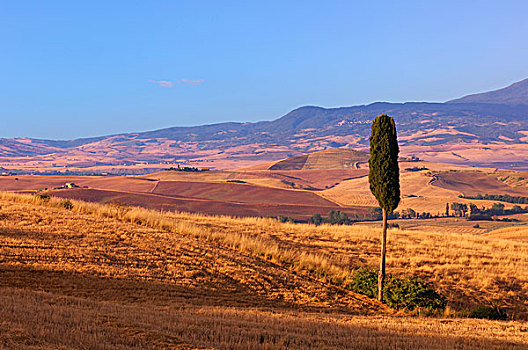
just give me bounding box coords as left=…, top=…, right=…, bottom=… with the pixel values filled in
left=328, top=210, right=351, bottom=225
left=345, top=266, right=378, bottom=298
left=469, top=306, right=507, bottom=320
left=347, top=267, right=446, bottom=312
left=62, top=200, right=73, bottom=210
left=275, top=216, right=294, bottom=223
left=384, top=276, right=446, bottom=311
left=309, top=214, right=323, bottom=226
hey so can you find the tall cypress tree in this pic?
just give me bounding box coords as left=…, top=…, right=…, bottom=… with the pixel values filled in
left=368, top=114, right=400, bottom=301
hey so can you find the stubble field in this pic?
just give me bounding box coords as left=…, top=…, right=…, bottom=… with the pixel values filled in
left=0, top=192, right=527, bottom=349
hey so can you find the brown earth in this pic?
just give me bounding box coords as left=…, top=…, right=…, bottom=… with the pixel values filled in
left=151, top=181, right=334, bottom=205
left=0, top=167, right=373, bottom=220
left=47, top=188, right=369, bottom=220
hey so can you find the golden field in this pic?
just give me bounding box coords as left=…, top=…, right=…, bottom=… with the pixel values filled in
left=1, top=192, right=528, bottom=349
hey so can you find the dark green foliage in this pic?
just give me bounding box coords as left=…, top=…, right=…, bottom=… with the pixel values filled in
left=368, top=114, right=400, bottom=214
left=491, top=202, right=505, bottom=215
left=328, top=210, right=351, bottom=225
left=404, top=167, right=428, bottom=172
left=461, top=193, right=528, bottom=204
left=467, top=213, right=492, bottom=221
left=451, top=200, right=528, bottom=219
left=226, top=179, right=247, bottom=184
left=469, top=306, right=507, bottom=320
left=309, top=214, right=323, bottom=225
left=346, top=267, right=378, bottom=298
left=400, top=208, right=416, bottom=219
left=347, top=267, right=447, bottom=312
left=166, top=166, right=209, bottom=172
left=367, top=207, right=383, bottom=220
left=274, top=216, right=294, bottom=223
left=388, top=211, right=400, bottom=219
left=383, top=276, right=447, bottom=311
left=62, top=200, right=73, bottom=210
left=450, top=202, right=468, bottom=217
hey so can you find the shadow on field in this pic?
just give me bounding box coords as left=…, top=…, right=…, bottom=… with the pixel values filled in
left=0, top=266, right=525, bottom=350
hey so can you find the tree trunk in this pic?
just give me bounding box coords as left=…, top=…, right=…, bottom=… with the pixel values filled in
left=378, top=208, right=388, bottom=301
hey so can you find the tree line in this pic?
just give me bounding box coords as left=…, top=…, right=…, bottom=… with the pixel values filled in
left=447, top=201, right=528, bottom=220
left=459, top=193, right=528, bottom=204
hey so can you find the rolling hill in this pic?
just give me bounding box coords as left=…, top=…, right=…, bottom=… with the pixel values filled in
left=2, top=78, right=528, bottom=173
left=1, top=192, right=528, bottom=349
left=448, top=78, right=528, bottom=104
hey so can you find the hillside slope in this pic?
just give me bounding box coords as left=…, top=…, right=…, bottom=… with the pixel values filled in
left=448, top=78, right=528, bottom=105
left=1, top=193, right=528, bottom=349
left=269, top=148, right=369, bottom=170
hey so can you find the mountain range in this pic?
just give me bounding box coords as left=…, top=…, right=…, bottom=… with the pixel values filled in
left=2, top=78, right=528, bottom=173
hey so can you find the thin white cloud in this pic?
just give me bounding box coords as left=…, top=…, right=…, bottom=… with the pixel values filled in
left=180, top=78, right=205, bottom=85
left=148, top=80, right=175, bottom=88
left=149, top=78, right=204, bottom=87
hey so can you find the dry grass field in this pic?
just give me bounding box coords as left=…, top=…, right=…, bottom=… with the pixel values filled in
left=322, top=165, right=528, bottom=214
left=483, top=224, right=528, bottom=242
left=1, top=192, right=528, bottom=349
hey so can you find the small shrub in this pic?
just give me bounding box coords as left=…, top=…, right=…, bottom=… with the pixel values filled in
left=273, top=216, right=294, bottom=223
left=384, top=276, right=446, bottom=311
left=469, top=306, right=507, bottom=320
left=347, top=267, right=446, bottom=312
left=346, top=266, right=378, bottom=298
left=62, top=200, right=73, bottom=210
left=226, top=179, right=247, bottom=184
left=328, top=210, right=352, bottom=225
left=309, top=214, right=323, bottom=226
left=35, top=193, right=50, bottom=202
left=473, top=224, right=480, bottom=228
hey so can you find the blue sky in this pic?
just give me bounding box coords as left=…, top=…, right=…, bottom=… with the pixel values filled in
left=2, top=1, right=528, bottom=139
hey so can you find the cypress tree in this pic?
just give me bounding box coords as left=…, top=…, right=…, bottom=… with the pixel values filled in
left=368, top=113, right=400, bottom=301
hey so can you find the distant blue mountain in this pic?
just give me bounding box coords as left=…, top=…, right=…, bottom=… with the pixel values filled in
left=448, top=78, right=528, bottom=105
left=2, top=78, right=528, bottom=163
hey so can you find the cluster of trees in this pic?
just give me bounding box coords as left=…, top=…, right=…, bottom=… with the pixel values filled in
left=365, top=208, right=437, bottom=220
left=399, top=208, right=435, bottom=219
left=166, top=165, right=210, bottom=172
left=460, top=194, right=528, bottom=204
left=270, top=215, right=296, bottom=223
left=404, top=166, right=428, bottom=172
left=309, top=210, right=358, bottom=225
left=447, top=201, right=528, bottom=220
left=304, top=199, right=528, bottom=226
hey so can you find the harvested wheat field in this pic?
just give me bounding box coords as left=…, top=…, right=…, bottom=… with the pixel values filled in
left=0, top=174, right=369, bottom=220
left=322, top=169, right=524, bottom=214
left=1, top=192, right=527, bottom=349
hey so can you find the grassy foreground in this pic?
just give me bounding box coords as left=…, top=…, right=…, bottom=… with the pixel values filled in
left=0, top=192, right=527, bottom=349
